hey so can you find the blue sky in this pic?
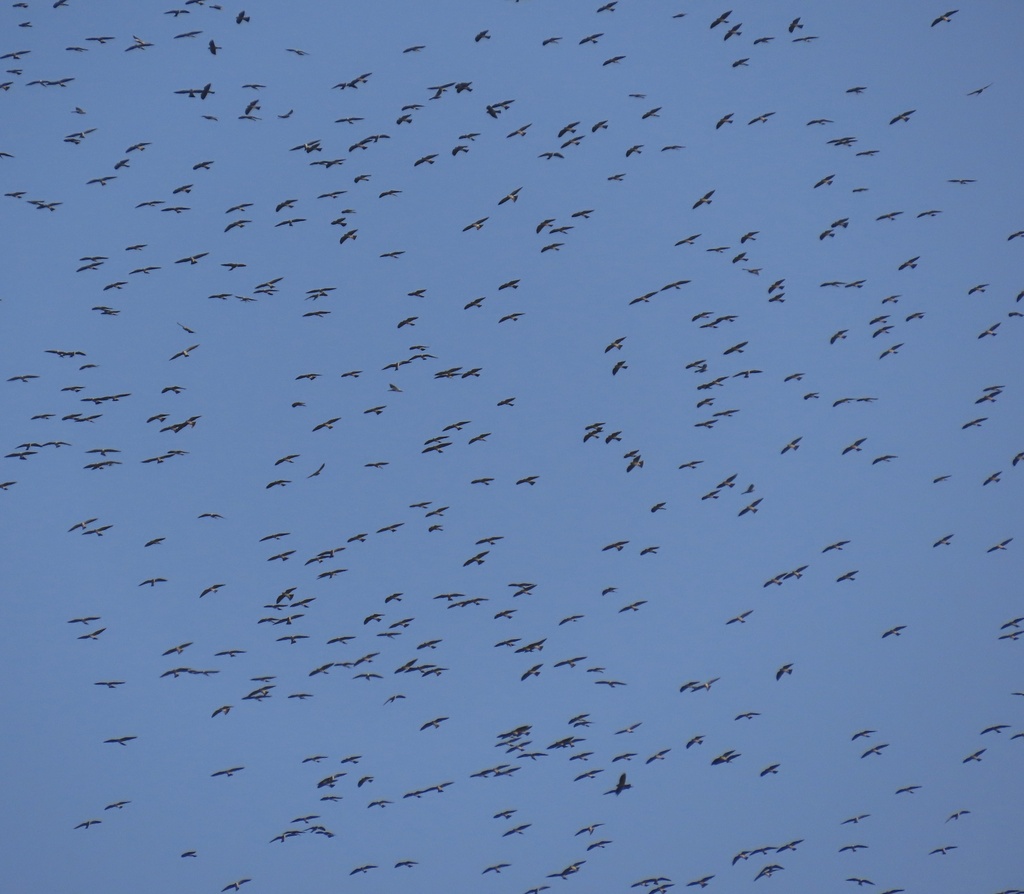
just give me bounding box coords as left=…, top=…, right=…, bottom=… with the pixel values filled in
left=1, top=1, right=1022, bottom=892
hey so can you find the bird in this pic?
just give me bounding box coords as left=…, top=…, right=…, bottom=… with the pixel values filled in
left=738, top=498, right=763, bottom=517
left=693, top=190, right=715, bottom=209
left=211, top=767, right=244, bottom=778
left=931, top=10, right=958, bottom=26
left=823, top=540, right=851, bottom=553
left=604, top=772, right=631, bottom=795
left=754, top=864, right=783, bottom=880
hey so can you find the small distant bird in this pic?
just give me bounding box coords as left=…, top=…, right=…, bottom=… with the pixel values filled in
left=604, top=772, right=631, bottom=795
left=693, top=190, right=715, bottom=209
left=889, top=109, right=915, bottom=124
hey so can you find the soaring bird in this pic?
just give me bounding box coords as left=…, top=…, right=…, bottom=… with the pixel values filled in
left=604, top=772, right=631, bottom=795
left=693, top=190, right=715, bottom=209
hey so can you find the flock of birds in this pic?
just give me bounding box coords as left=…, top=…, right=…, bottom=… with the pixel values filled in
left=2, top=1, right=1022, bottom=893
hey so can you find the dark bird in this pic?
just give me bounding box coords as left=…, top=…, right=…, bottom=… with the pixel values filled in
left=889, top=109, right=916, bottom=124
left=693, top=190, right=715, bottom=209
left=604, top=772, right=631, bottom=795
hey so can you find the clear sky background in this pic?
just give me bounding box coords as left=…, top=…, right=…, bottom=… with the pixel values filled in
left=1, top=2, right=1022, bottom=892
